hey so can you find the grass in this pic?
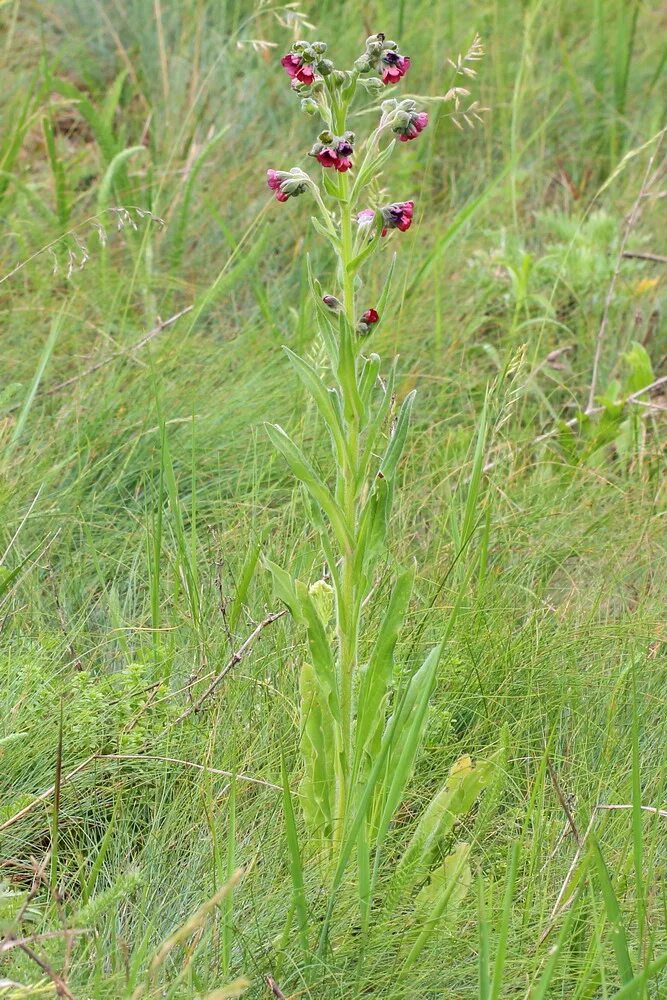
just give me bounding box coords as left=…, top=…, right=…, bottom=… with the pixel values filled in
left=0, top=0, right=666, bottom=996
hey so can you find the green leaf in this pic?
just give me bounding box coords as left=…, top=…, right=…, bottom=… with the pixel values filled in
left=622, top=341, right=654, bottom=396
left=355, top=564, right=416, bottom=771
left=376, top=253, right=397, bottom=317
left=262, top=556, right=304, bottom=623
left=296, top=581, right=341, bottom=725
left=299, top=661, right=334, bottom=840
left=283, top=347, right=348, bottom=467
left=402, top=843, right=472, bottom=970
left=379, top=390, right=416, bottom=481
left=350, top=140, right=396, bottom=203
left=97, top=145, right=146, bottom=212
left=281, top=754, right=310, bottom=954
left=311, top=215, right=340, bottom=251
left=385, top=753, right=496, bottom=911
left=265, top=423, right=351, bottom=551
left=358, top=353, right=381, bottom=410
left=228, top=540, right=261, bottom=633
left=590, top=836, right=634, bottom=986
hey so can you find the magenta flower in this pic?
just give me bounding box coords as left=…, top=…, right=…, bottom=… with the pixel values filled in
left=396, top=111, right=429, bottom=142
left=266, top=168, right=308, bottom=203
left=357, top=201, right=414, bottom=237
left=281, top=53, right=316, bottom=86
left=381, top=52, right=411, bottom=85
left=311, top=133, right=355, bottom=172
left=386, top=200, right=414, bottom=231
left=267, top=169, right=290, bottom=202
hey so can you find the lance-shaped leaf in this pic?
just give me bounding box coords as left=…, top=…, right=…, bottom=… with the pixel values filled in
left=265, top=423, right=352, bottom=552
left=376, top=253, right=397, bottom=318
left=299, top=661, right=334, bottom=840
left=372, top=641, right=444, bottom=852
left=336, top=314, right=366, bottom=424
left=281, top=754, right=310, bottom=954
left=311, top=215, right=340, bottom=252
left=401, top=843, right=472, bottom=970
left=357, top=361, right=397, bottom=490
left=307, top=255, right=339, bottom=367
left=358, top=353, right=381, bottom=410
left=354, top=473, right=391, bottom=584
left=380, top=389, right=416, bottom=481
left=350, top=140, right=396, bottom=204
left=262, top=556, right=304, bottom=623
left=296, top=580, right=341, bottom=726
left=346, top=233, right=381, bottom=274
left=283, top=346, right=348, bottom=467
left=355, top=564, right=416, bottom=772
left=385, top=753, right=496, bottom=911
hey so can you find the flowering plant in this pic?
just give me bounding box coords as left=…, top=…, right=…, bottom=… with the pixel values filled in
left=264, top=32, right=494, bottom=959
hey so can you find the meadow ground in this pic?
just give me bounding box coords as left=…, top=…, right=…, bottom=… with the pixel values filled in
left=0, top=1, right=666, bottom=997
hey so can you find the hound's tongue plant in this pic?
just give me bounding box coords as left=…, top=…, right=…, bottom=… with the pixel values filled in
left=264, top=32, right=496, bottom=961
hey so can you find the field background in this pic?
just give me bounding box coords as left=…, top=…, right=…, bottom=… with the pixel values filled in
left=1, top=1, right=666, bottom=997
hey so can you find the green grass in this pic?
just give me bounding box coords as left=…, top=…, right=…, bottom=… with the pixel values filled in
left=0, top=0, right=666, bottom=997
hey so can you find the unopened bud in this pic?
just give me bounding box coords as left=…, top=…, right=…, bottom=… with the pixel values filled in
left=332, top=70, right=347, bottom=87
left=300, top=97, right=318, bottom=115
left=317, top=58, right=334, bottom=76
left=359, top=76, right=384, bottom=94
left=312, top=41, right=328, bottom=55
left=322, top=294, right=343, bottom=312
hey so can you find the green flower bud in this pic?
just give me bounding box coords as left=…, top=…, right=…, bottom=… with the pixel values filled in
left=309, top=578, right=334, bottom=624
left=317, top=58, right=334, bottom=76
left=332, top=70, right=347, bottom=87
left=312, top=41, right=328, bottom=54
left=359, top=76, right=384, bottom=94
left=300, top=97, right=318, bottom=115
left=354, top=54, right=373, bottom=73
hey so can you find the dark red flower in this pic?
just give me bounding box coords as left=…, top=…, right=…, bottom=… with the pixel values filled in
left=312, top=134, right=354, bottom=172
left=267, top=169, right=289, bottom=201
left=396, top=111, right=429, bottom=142
left=281, top=53, right=315, bottom=85
left=381, top=52, right=411, bottom=85
left=362, top=309, right=379, bottom=324
left=383, top=200, right=414, bottom=231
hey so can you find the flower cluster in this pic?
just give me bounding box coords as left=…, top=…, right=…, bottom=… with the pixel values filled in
left=281, top=40, right=333, bottom=86
left=355, top=33, right=411, bottom=85
left=309, top=130, right=355, bottom=172
left=266, top=168, right=309, bottom=202
left=358, top=201, right=414, bottom=237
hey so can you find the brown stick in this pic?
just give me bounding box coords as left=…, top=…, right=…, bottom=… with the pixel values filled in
left=6, top=306, right=193, bottom=413
left=17, top=943, right=77, bottom=999
left=622, top=250, right=667, bottom=264
left=173, top=609, right=287, bottom=724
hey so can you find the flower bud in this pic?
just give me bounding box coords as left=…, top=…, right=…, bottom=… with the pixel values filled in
left=317, top=58, right=334, bottom=76
left=357, top=308, right=380, bottom=335
left=359, top=76, right=384, bottom=93
left=322, top=295, right=343, bottom=312
left=309, top=578, right=334, bottom=623
left=332, top=70, right=347, bottom=87
left=311, top=41, right=328, bottom=55
left=354, top=54, right=373, bottom=73
left=300, top=97, right=318, bottom=115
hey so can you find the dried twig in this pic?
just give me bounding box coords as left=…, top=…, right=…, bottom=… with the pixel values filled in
left=16, top=942, right=77, bottom=999
left=622, top=250, right=667, bottom=264
left=539, top=798, right=667, bottom=943
left=6, top=306, right=193, bottom=413
left=0, top=752, right=280, bottom=835
left=174, top=609, right=287, bottom=724
left=547, top=758, right=582, bottom=848
left=266, top=977, right=287, bottom=999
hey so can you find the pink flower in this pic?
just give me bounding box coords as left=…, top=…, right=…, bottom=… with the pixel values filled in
left=357, top=201, right=415, bottom=237
left=396, top=111, right=429, bottom=142
left=381, top=52, right=411, bottom=85
left=311, top=135, right=354, bottom=172
left=267, top=169, right=289, bottom=202
left=281, top=53, right=315, bottom=85
left=386, top=200, right=414, bottom=231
